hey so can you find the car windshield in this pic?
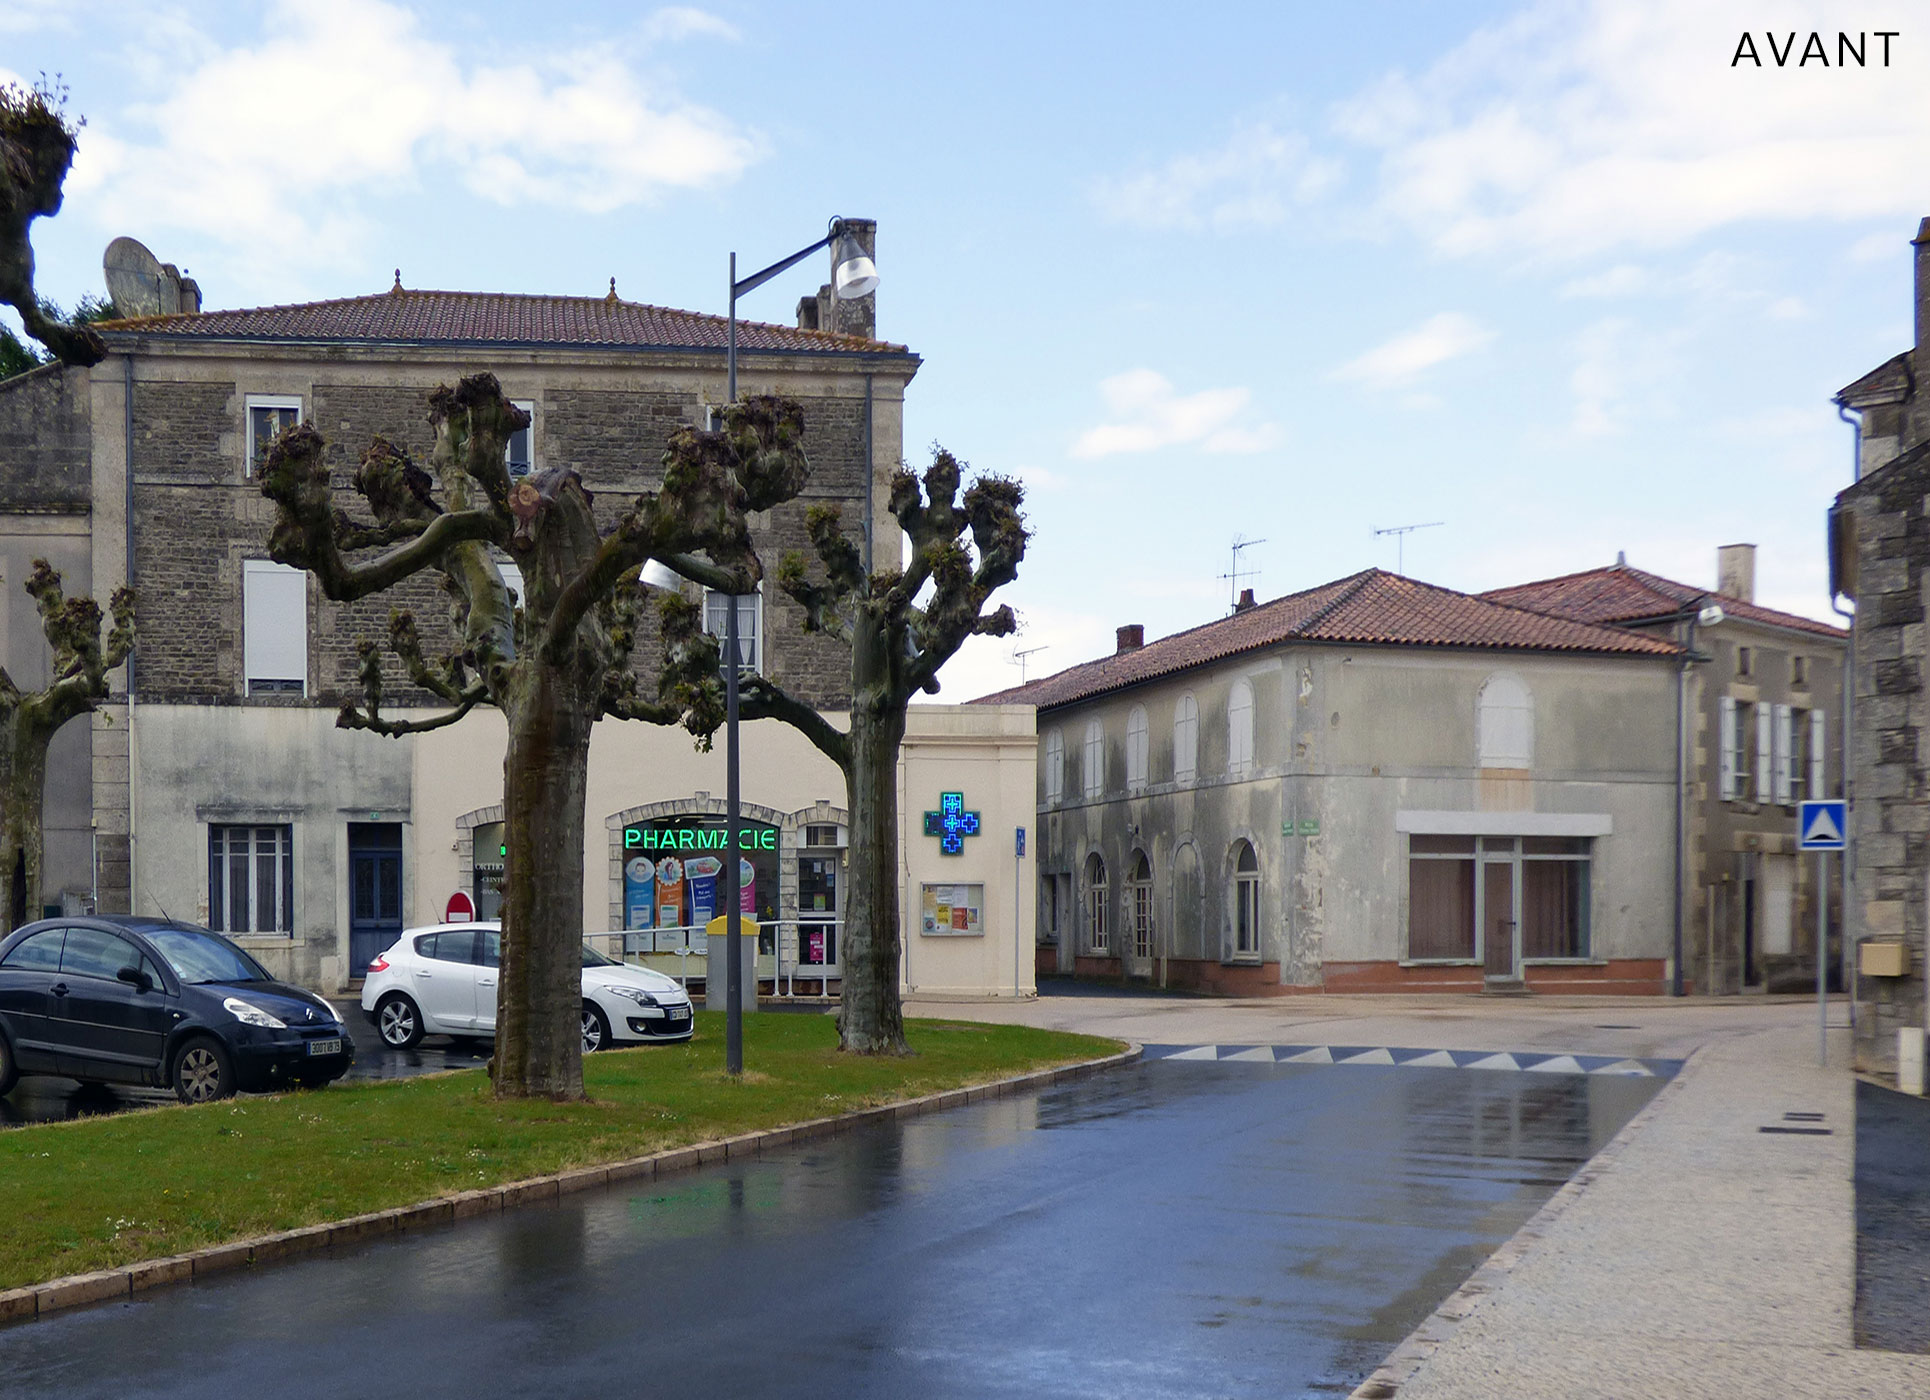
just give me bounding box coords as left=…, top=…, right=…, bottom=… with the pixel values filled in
left=145, top=926, right=272, bottom=985
left=581, top=942, right=616, bottom=968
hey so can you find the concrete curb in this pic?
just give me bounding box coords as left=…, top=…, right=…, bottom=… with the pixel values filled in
left=1346, top=1046, right=1705, bottom=1400
left=0, top=1045, right=1139, bottom=1329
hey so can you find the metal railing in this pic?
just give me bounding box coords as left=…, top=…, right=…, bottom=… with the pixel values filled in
left=587, top=919, right=844, bottom=997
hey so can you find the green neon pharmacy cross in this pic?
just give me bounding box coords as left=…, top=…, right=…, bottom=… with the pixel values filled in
left=923, top=791, right=981, bottom=855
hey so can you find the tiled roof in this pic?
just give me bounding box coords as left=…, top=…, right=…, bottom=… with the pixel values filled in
left=96, top=288, right=910, bottom=356
left=976, top=569, right=1680, bottom=711
left=1479, top=563, right=1846, bottom=640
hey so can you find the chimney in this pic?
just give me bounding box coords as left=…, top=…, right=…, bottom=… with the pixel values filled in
left=1234, top=588, right=1257, bottom=612
left=1115, top=624, right=1144, bottom=654
left=796, top=218, right=877, bottom=341
left=1716, top=543, right=1756, bottom=603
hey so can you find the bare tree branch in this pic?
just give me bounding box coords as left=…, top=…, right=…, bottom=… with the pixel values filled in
left=0, top=81, right=104, bottom=367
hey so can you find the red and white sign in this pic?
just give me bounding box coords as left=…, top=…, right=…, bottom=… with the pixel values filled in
left=444, top=891, right=476, bottom=923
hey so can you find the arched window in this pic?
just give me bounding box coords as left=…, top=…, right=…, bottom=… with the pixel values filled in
left=1173, top=693, right=1199, bottom=784
left=1227, top=679, right=1254, bottom=776
left=1126, top=706, right=1149, bottom=790
left=1084, top=851, right=1110, bottom=954
left=1127, top=850, right=1154, bottom=960
left=1170, top=841, right=1203, bottom=959
left=1044, top=729, right=1064, bottom=805
left=1230, top=839, right=1261, bottom=959
left=1478, top=673, right=1533, bottom=769
left=1083, top=718, right=1105, bottom=799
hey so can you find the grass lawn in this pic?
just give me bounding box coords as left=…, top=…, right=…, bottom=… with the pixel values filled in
left=0, top=1012, right=1121, bottom=1291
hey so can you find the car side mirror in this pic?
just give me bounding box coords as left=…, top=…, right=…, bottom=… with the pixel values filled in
left=116, top=965, right=154, bottom=994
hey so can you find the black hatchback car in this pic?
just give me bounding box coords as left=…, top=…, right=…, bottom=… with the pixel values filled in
left=0, top=917, right=352, bottom=1104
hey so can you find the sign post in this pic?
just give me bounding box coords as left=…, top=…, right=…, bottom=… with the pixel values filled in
left=1015, top=826, right=1026, bottom=1000
left=1798, top=800, right=1848, bottom=1067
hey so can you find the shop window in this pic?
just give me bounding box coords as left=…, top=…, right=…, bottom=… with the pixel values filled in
left=1127, top=850, right=1153, bottom=959
left=209, top=824, right=293, bottom=935
left=1173, top=692, right=1198, bottom=784
left=1229, top=840, right=1260, bottom=958
left=471, top=821, right=506, bottom=921
left=1407, top=835, right=1477, bottom=960
left=1044, top=729, right=1064, bottom=805
left=1126, top=706, right=1149, bottom=791
left=1084, top=851, right=1109, bottom=955
left=244, top=395, right=301, bottom=476
left=1520, top=837, right=1591, bottom=960
left=1406, top=834, right=1592, bottom=962
left=620, top=814, right=780, bottom=934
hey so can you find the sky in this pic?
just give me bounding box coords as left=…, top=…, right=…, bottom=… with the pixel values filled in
left=3, top=0, right=1925, bottom=701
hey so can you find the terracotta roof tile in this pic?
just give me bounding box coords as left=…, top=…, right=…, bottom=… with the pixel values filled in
left=1479, top=563, right=1845, bottom=640
left=96, top=288, right=910, bottom=356
left=976, top=569, right=1680, bottom=711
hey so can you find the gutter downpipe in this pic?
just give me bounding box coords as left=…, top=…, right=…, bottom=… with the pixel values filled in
left=863, top=372, right=875, bottom=573
left=1835, top=401, right=1861, bottom=1043
left=1673, top=610, right=1697, bottom=997
left=122, top=350, right=137, bottom=917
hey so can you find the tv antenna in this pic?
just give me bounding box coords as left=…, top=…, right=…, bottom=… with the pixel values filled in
left=1011, top=645, right=1049, bottom=683
left=1372, top=521, right=1442, bottom=575
left=1218, top=535, right=1267, bottom=611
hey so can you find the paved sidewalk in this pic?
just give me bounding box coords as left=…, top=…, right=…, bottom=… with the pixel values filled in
left=1366, top=1021, right=1930, bottom=1399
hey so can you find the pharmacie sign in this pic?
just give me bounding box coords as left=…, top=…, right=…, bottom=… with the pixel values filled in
left=624, top=823, right=777, bottom=852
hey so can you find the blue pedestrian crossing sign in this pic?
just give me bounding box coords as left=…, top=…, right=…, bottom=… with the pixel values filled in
left=1798, top=800, right=1847, bottom=851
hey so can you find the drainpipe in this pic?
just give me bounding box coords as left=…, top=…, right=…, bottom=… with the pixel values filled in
left=1835, top=402, right=1860, bottom=1042
left=1673, top=612, right=1696, bottom=997
left=122, top=351, right=138, bottom=916
left=862, top=373, right=875, bottom=573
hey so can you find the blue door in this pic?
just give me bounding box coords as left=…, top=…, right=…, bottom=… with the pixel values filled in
left=348, top=824, right=403, bottom=976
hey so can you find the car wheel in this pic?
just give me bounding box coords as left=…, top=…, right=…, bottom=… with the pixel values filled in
left=376, top=993, right=424, bottom=1049
left=171, top=1037, right=235, bottom=1104
left=0, top=1032, right=18, bottom=1096
left=581, top=1002, right=611, bottom=1054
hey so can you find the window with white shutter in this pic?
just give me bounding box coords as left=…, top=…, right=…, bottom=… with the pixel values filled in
left=1755, top=703, right=1773, bottom=802
left=1809, top=709, right=1827, bottom=798
left=1227, top=679, right=1254, bottom=776
left=1084, top=719, right=1104, bottom=799
left=1043, top=729, right=1064, bottom=805
left=1719, top=696, right=1738, bottom=800
left=243, top=560, right=307, bottom=696
left=1773, top=704, right=1793, bottom=805
left=1126, top=705, right=1149, bottom=790
left=1173, top=693, right=1199, bottom=785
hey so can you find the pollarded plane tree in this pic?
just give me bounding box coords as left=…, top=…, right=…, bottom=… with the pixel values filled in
left=733, top=449, right=1027, bottom=1055
left=0, top=565, right=134, bottom=932
left=259, top=373, right=808, bottom=1099
left=0, top=79, right=105, bottom=368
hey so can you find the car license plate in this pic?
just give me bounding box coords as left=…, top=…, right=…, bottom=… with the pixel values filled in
left=307, top=1038, right=342, bottom=1057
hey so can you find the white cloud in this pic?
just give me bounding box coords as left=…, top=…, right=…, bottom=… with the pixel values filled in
left=1329, top=312, right=1494, bottom=388
left=1849, top=230, right=1908, bottom=263
left=1567, top=315, right=1685, bottom=437
left=1091, top=121, right=1340, bottom=231
left=1070, top=369, right=1280, bottom=459
left=1335, top=0, right=1930, bottom=259
left=640, top=7, right=741, bottom=43
left=67, top=0, right=758, bottom=279
left=1560, top=263, right=1648, bottom=299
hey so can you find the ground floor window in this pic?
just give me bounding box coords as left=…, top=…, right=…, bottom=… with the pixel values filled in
left=209, top=824, right=293, bottom=934
left=1085, top=852, right=1109, bottom=954
left=1406, top=834, right=1591, bottom=963
left=1230, top=840, right=1261, bottom=958
left=1128, top=851, right=1154, bottom=959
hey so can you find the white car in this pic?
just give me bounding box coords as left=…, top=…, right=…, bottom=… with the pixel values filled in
left=359, top=922, right=693, bottom=1053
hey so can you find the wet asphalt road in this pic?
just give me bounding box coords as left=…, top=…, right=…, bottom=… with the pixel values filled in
left=1854, top=1078, right=1930, bottom=1352
left=0, top=1059, right=1658, bottom=1399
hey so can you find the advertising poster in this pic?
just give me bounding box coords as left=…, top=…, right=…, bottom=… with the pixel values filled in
left=656, top=856, right=685, bottom=931
left=920, top=883, right=984, bottom=936
left=623, top=856, right=655, bottom=932
left=740, top=856, right=757, bottom=914
left=685, top=855, right=723, bottom=927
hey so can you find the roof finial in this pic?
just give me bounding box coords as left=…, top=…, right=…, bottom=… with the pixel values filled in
left=391, top=268, right=403, bottom=295
left=606, top=276, right=619, bottom=304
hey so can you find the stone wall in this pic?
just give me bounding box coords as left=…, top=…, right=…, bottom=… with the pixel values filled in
left=1838, top=443, right=1930, bottom=1070
left=0, top=363, right=90, bottom=510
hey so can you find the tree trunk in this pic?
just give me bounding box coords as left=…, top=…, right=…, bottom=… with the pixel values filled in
left=0, top=709, right=50, bottom=933
left=839, top=701, right=910, bottom=1054
left=492, top=662, right=594, bottom=1098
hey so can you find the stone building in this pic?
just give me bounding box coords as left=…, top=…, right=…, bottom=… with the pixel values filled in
left=1832, top=214, right=1930, bottom=1076
left=0, top=231, right=1035, bottom=999
left=1484, top=547, right=1845, bottom=995
left=979, top=570, right=1684, bottom=995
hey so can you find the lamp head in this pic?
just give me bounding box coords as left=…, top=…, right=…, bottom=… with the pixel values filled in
left=832, top=228, right=879, bottom=301
left=640, top=560, right=682, bottom=590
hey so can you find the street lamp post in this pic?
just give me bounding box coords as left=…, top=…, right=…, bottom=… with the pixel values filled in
left=715, top=219, right=877, bottom=1076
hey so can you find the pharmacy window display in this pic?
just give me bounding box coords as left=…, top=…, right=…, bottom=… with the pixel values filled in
left=622, top=815, right=781, bottom=950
